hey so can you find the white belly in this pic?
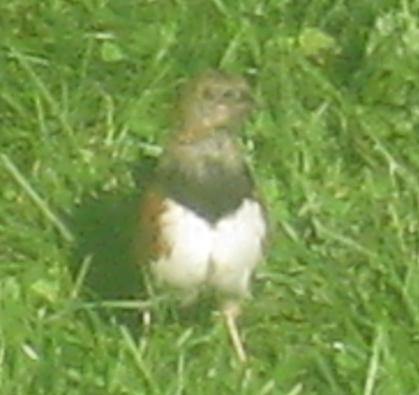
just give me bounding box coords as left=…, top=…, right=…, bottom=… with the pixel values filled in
left=152, top=198, right=266, bottom=297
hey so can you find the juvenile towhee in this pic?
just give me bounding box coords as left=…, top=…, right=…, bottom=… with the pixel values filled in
left=138, top=70, right=267, bottom=362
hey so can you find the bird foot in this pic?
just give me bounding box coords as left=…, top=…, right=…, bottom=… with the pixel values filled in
left=222, top=301, right=247, bottom=363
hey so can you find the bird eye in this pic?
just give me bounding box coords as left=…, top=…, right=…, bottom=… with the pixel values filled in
left=222, top=89, right=239, bottom=100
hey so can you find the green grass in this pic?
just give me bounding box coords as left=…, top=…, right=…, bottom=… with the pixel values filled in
left=1, top=0, right=419, bottom=394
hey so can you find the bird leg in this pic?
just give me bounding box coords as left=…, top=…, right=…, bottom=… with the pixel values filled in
left=222, top=300, right=247, bottom=363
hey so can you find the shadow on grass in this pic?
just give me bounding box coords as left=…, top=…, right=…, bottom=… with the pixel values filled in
left=67, top=158, right=158, bottom=331
left=68, top=191, right=144, bottom=329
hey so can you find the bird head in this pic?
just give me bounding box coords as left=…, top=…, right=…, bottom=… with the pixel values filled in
left=177, top=70, right=253, bottom=136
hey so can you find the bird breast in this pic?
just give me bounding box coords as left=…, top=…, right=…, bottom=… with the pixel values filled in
left=152, top=197, right=267, bottom=297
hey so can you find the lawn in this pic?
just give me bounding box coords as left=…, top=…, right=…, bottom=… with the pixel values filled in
left=1, top=1, right=419, bottom=394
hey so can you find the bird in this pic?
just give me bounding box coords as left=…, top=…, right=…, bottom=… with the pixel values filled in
left=137, top=70, right=267, bottom=362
